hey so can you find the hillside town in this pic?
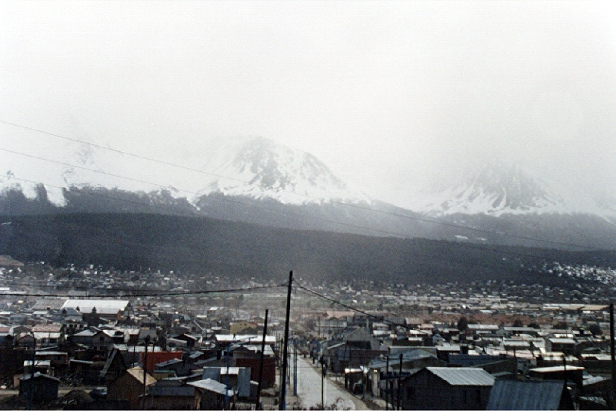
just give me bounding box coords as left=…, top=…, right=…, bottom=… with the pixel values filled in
left=0, top=256, right=615, bottom=409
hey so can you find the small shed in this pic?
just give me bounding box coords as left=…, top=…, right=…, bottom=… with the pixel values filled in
left=19, top=372, right=60, bottom=403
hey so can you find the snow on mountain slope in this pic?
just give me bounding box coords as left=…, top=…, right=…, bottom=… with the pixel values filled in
left=0, top=135, right=372, bottom=207
left=192, top=137, right=371, bottom=204
left=417, top=162, right=614, bottom=216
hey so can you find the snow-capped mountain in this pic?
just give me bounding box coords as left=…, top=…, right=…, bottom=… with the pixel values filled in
left=3, top=133, right=616, bottom=249
left=419, top=161, right=615, bottom=217
left=0, top=135, right=371, bottom=209
left=192, top=137, right=371, bottom=205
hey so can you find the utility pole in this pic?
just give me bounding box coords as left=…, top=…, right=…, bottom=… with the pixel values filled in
left=256, top=310, right=269, bottom=410
left=225, top=338, right=232, bottom=409
left=293, top=341, right=298, bottom=396
left=321, top=359, right=325, bottom=408
left=27, top=335, right=35, bottom=410
left=611, top=303, right=615, bottom=406
left=398, top=353, right=403, bottom=410
left=143, top=335, right=149, bottom=410
left=279, top=271, right=293, bottom=410
left=385, top=355, right=389, bottom=411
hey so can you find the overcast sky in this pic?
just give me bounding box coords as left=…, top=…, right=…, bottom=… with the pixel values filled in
left=1, top=1, right=615, bottom=208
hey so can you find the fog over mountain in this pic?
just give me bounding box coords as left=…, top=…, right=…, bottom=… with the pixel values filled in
left=2, top=1, right=616, bottom=213
left=0, top=135, right=372, bottom=207
left=2, top=134, right=616, bottom=250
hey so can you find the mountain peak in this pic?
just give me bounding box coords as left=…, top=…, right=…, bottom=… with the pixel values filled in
left=421, top=161, right=565, bottom=215
left=195, top=136, right=370, bottom=204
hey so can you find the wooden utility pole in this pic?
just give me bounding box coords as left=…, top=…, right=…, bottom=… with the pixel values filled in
left=143, top=335, right=149, bottom=410
left=611, top=303, right=615, bottom=406
left=256, top=309, right=269, bottom=410
left=27, top=335, right=35, bottom=410
left=279, top=271, right=293, bottom=410
left=398, top=353, right=403, bottom=410
left=293, top=341, right=298, bottom=396
left=385, top=355, right=389, bottom=411
left=321, top=359, right=325, bottom=408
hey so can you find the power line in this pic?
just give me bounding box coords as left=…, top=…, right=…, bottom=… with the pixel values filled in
left=0, top=153, right=410, bottom=238
left=3, top=280, right=285, bottom=296
left=1, top=284, right=286, bottom=298
left=0, top=119, right=598, bottom=251
left=294, top=282, right=412, bottom=331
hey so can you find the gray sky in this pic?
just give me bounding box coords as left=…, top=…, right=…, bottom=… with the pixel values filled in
left=2, top=0, right=616, bottom=209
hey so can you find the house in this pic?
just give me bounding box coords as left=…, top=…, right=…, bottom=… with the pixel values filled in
left=235, top=355, right=277, bottom=388
left=35, top=350, right=68, bottom=372
left=202, top=366, right=251, bottom=398
left=68, top=327, right=117, bottom=351
left=14, top=332, right=36, bottom=349
left=400, top=367, right=495, bottom=410
left=172, top=332, right=199, bottom=348
left=107, top=366, right=156, bottom=409
left=230, top=321, right=258, bottom=335
left=155, top=358, right=193, bottom=378
left=19, top=372, right=60, bottom=403
left=32, top=323, right=64, bottom=348
left=367, top=349, right=446, bottom=398
left=188, top=378, right=231, bottom=410
left=100, top=349, right=128, bottom=384
left=529, top=365, right=585, bottom=388
left=547, top=338, right=577, bottom=355
left=344, top=327, right=380, bottom=350
left=487, top=379, right=574, bottom=410
left=61, top=299, right=129, bottom=320
left=69, top=358, right=106, bottom=385
left=143, top=351, right=183, bottom=373
left=148, top=380, right=196, bottom=410
left=325, top=342, right=386, bottom=373
left=467, top=324, right=500, bottom=335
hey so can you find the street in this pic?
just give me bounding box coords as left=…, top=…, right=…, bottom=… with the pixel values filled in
left=295, top=356, right=366, bottom=410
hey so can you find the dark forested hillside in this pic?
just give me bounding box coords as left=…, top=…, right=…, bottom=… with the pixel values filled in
left=1, top=213, right=615, bottom=287
left=3, top=187, right=616, bottom=250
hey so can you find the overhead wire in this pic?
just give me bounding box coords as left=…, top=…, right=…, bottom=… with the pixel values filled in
left=0, top=151, right=408, bottom=237
left=0, top=284, right=286, bottom=298
left=0, top=119, right=599, bottom=251
left=294, top=281, right=413, bottom=331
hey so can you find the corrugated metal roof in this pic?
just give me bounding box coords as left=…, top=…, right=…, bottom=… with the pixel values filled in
left=487, top=379, right=565, bottom=410
left=72, top=329, right=97, bottom=337
left=188, top=378, right=230, bottom=395
left=427, top=367, right=495, bottom=386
